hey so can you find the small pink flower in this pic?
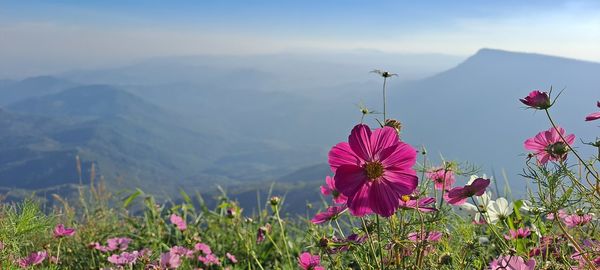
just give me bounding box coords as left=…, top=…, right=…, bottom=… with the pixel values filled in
left=194, top=243, right=212, bottom=255
left=107, top=251, right=139, bottom=266
left=160, top=252, right=182, bottom=269
left=585, top=101, right=600, bottom=121
left=256, top=224, right=271, bottom=244
left=297, top=252, right=325, bottom=270
left=563, top=213, right=593, bottom=228
left=398, top=196, right=437, bottom=212
left=407, top=231, right=443, bottom=243
left=311, top=206, right=346, bottom=225
left=17, top=251, right=47, bottom=268
left=170, top=214, right=187, bottom=231
left=106, top=237, right=132, bottom=251
left=444, top=178, right=490, bottom=205
left=504, top=228, right=531, bottom=240
left=226, top=253, right=237, bottom=264
left=328, top=124, right=418, bottom=217
left=520, top=90, right=551, bottom=109
left=490, top=255, right=536, bottom=270
left=426, top=167, right=455, bottom=190
left=170, top=246, right=194, bottom=258
left=546, top=209, right=567, bottom=220
left=320, top=176, right=348, bottom=204
left=198, top=254, right=221, bottom=266
left=53, top=224, right=75, bottom=238
left=524, top=126, right=575, bottom=164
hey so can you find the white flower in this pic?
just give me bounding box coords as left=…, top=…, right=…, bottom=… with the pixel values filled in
left=460, top=190, right=494, bottom=224
left=519, top=200, right=545, bottom=214
left=487, top=197, right=513, bottom=224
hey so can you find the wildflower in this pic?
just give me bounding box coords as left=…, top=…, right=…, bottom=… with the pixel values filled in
left=226, top=253, right=237, bottom=264
left=106, top=237, right=132, bottom=251
left=311, top=206, right=346, bottom=225
left=384, top=119, right=402, bottom=134
left=328, top=124, right=418, bottom=217
left=170, top=214, right=187, bottom=231
left=297, top=252, right=325, bottom=270
left=504, top=228, right=531, bottom=240
left=460, top=190, right=492, bottom=223
left=398, top=195, right=437, bottom=212
left=17, top=251, right=47, bottom=268
left=170, top=246, right=194, bottom=258
left=520, top=90, right=551, bottom=109
left=198, top=254, right=221, bottom=266
left=194, top=243, right=212, bottom=255
left=320, top=176, right=348, bottom=204
left=269, top=196, right=281, bottom=206
left=256, top=224, right=271, bottom=243
left=490, top=255, right=536, bottom=270
left=519, top=200, right=545, bottom=215
left=546, top=209, right=567, bottom=220
left=444, top=178, right=490, bottom=205
left=107, top=251, right=139, bottom=266
left=585, top=101, right=600, bottom=121
left=487, top=198, right=513, bottom=224
left=53, top=224, right=75, bottom=238
left=563, top=213, right=593, bottom=228
left=426, top=166, right=455, bottom=190
left=524, top=126, right=575, bottom=164
left=159, top=252, right=181, bottom=269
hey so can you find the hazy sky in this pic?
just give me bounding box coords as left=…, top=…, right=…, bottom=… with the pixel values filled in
left=1, top=0, right=599, bottom=78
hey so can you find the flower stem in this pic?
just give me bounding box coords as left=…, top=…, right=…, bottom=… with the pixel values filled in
left=556, top=217, right=596, bottom=270
left=375, top=215, right=385, bottom=270
left=361, top=217, right=380, bottom=268
left=274, top=205, right=293, bottom=268
left=382, top=77, right=388, bottom=122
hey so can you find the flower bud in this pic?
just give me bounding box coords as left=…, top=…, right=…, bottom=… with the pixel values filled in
left=520, top=90, right=551, bottom=109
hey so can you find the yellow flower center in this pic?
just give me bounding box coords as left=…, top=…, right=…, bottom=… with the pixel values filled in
left=401, top=195, right=411, bottom=202
left=364, top=162, right=384, bottom=180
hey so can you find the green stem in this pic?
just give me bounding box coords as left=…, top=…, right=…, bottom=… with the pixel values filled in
left=361, top=217, right=380, bottom=267
left=382, top=77, right=387, bottom=122
left=375, top=215, right=385, bottom=270
left=274, top=205, right=293, bottom=268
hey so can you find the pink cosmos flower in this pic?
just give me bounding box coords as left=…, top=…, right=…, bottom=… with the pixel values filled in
left=407, top=231, right=443, bottom=243
left=297, top=252, right=325, bottom=270
left=585, top=101, right=600, bottom=121
left=504, top=228, right=531, bottom=240
left=426, top=167, right=455, bottom=190
left=398, top=195, right=437, bottom=212
left=311, top=206, right=347, bottom=225
left=546, top=209, right=567, bottom=220
left=194, top=243, right=212, bottom=255
left=563, top=213, right=593, bottom=228
left=444, top=178, right=491, bottom=205
left=170, top=214, right=187, bottom=231
left=520, top=90, right=551, bottom=109
left=160, top=252, right=182, bottom=269
left=256, top=224, right=271, bottom=244
left=170, top=246, right=194, bottom=259
left=490, top=255, right=536, bottom=270
left=107, top=251, right=139, bottom=265
left=106, top=237, right=132, bottom=251
left=53, top=224, right=75, bottom=238
left=524, top=126, right=575, bottom=164
left=226, top=253, right=238, bottom=264
left=320, top=176, right=348, bottom=204
left=17, top=251, right=47, bottom=268
left=328, top=124, right=418, bottom=217
left=198, top=254, right=221, bottom=266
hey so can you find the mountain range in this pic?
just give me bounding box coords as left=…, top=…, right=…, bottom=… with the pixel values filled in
left=0, top=48, right=598, bottom=211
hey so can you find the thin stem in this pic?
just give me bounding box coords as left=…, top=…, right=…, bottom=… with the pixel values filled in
left=556, top=218, right=596, bottom=270
left=544, top=109, right=599, bottom=183
left=361, top=217, right=380, bottom=268
left=382, top=77, right=387, bottom=122
left=376, top=215, right=385, bottom=270
left=274, top=205, right=293, bottom=268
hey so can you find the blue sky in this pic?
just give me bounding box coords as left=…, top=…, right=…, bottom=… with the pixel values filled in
left=0, top=1, right=599, bottom=77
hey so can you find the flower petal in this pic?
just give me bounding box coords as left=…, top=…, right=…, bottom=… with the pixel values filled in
left=348, top=124, right=373, bottom=161
left=329, top=142, right=361, bottom=172
left=368, top=180, right=400, bottom=217
left=347, top=184, right=372, bottom=216
left=333, top=165, right=367, bottom=197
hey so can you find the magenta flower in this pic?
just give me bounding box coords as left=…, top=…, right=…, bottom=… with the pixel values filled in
left=107, top=251, right=139, bottom=266
left=170, top=214, right=187, bottom=231
left=585, top=101, right=600, bottom=121
left=311, top=206, right=347, bottom=225
left=320, top=176, right=348, bottom=204
left=563, top=213, right=593, bottom=228
left=407, top=231, right=443, bottom=243
left=490, top=255, right=536, bottom=270
left=160, top=252, right=182, bottom=269
left=17, top=251, right=47, bottom=268
left=546, top=209, right=567, bottom=220
left=524, top=126, right=575, bottom=164
left=504, top=227, right=531, bottom=240
left=53, top=224, right=75, bottom=238
left=256, top=224, right=271, bottom=244
left=426, top=167, right=455, bottom=190
left=398, top=195, right=437, bottom=212
left=106, top=237, right=132, bottom=251
left=444, top=178, right=490, bottom=205
left=328, top=124, right=418, bottom=217
left=297, top=252, right=325, bottom=270
left=520, top=90, right=551, bottom=109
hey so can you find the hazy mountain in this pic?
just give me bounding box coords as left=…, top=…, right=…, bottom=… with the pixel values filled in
left=0, top=76, right=77, bottom=105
